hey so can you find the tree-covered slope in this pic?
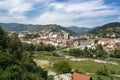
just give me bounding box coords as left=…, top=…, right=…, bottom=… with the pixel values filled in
left=89, top=22, right=120, bottom=37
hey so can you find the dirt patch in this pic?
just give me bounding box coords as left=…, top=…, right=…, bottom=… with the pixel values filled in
left=33, top=59, right=49, bottom=68
left=70, top=58, right=118, bottom=65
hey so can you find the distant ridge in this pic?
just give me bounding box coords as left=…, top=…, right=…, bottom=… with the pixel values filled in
left=67, top=26, right=92, bottom=34
left=1, top=22, right=119, bottom=37
left=0, top=23, right=76, bottom=36
left=89, top=22, right=120, bottom=37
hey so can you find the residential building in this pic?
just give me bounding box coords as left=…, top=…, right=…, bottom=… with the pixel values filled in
left=72, top=73, right=92, bottom=80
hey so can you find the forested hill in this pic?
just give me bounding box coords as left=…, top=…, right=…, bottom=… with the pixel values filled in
left=0, top=23, right=76, bottom=35
left=89, top=22, right=120, bottom=37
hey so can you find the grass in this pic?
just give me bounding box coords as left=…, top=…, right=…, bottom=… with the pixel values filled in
left=90, top=74, right=120, bottom=80
left=70, top=60, right=120, bottom=74
left=32, top=51, right=120, bottom=79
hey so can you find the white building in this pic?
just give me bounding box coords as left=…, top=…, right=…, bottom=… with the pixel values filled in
left=54, top=73, right=72, bottom=80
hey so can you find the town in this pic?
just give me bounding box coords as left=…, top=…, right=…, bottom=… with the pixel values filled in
left=15, top=31, right=120, bottom=51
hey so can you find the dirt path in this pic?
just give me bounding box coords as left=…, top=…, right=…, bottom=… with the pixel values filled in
left=70, top=57, right=118, bottom=65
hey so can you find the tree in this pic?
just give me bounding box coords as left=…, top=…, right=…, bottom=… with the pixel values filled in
left=8, top=33, right=23, bottom=61
left=114, top=50, right=120, bottom=58
left=0, top=27, right=48, bottom=80
left=45, top=44, right=56, bottom=51
left=54, top=61, right=71, bottom=74
left=69, top=48, right=83, bottom=57
left=35, top=42, right=56, bottom=52
left=35, top=43, right=45, bottom=51
left=96, top=44, right=103, bottom=50
left=96, top=50, right=107, bottom=58
left=83, top=47, right=91, bottom=57
left=22, top=43, right=35, bottom=51
left=97, top=76, right=102, bottom=80
left=0, top=50, right=16, bottom=70
left=0, top=26, right=9, bottom=49
left=110, top=49, right=120, bottom=58
left=94, top=39, right=98, bottom=44
left=47, top=75, right=54, bottom=80
left=22, top=43, right=35, bottom=56
left=97, top=66, right=110, bottom=76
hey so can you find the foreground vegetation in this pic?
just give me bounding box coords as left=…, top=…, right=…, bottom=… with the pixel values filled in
left=0, top=27, right=48, bottom=80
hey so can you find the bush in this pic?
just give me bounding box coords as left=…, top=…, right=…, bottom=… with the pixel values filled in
left=69, top=48, right=83, bottom=57
left=54, top=61, right=71, bottom=74
left=47, top=75, right=54, bottom=80
left=97, top=66, right=110, bottom=76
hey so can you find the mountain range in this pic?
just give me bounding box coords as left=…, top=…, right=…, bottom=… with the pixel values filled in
left=0, top=23, right=90, bottom=35
left=0, top=22, right=120, bottom=36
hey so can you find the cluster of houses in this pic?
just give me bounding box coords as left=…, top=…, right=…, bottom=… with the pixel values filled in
left=97, top=38, right=120, bottom=50
left=78, top=37, right=120, bottom=51
left=17, top=31, right=80, bottom=47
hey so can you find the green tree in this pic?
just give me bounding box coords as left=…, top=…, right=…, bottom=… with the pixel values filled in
left=96, top=44, right=103, bottom=50
left=94, top=39, right=98, bottom=44
left=96, top=50, right=107, bottom=58
left=97, top=76, right=102, bottom=80
left=8, top=33, right=23, bottom=61
left=83, top=47, right=91, bottom=57
left=0, top=26, right=9, bottom=49
left=22, top=43, right=35, bottom=51
left=97, top=66, right=110, bottom=76
left=69, top=48, right=83, bottom=57
left=54, top=61, right=71, bottom=74
left=47, top=75, right=54, bottom=80
left=35, top=42, right=56, bottom=52
left=114, top=50, right=120, bottom=58
left=0, top=27, right=48, bottom=80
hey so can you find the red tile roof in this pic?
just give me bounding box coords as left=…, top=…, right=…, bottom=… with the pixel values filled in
left=72, top=73, right=91, bottom=80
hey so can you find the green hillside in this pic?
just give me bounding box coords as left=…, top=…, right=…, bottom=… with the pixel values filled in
left=0, top=23, right=76, bottom=35
left=90, top=22, right=120, bottom=37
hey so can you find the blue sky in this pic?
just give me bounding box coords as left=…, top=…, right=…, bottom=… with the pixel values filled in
left=0, top=0, right=120, bottom=27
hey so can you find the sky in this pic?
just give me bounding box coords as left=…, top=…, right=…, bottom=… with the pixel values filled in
left=0, top=0, right=120, bottom=27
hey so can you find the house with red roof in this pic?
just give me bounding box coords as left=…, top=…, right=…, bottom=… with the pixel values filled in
left=72, top=73, right=92, bottom=80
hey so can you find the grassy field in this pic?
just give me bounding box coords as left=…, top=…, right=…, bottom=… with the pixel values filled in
left=32, top=51, right=120, bottom=80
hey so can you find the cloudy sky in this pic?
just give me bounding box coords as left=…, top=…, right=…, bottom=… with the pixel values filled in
left=0, top=0, right=120, bottom=27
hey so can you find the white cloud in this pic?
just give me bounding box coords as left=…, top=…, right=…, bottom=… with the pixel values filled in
left=0, top=0, right=32, bottom=21
left=31, top=0, right=120, bottom=27
left=118, top=17, right=120, bottom=19
left=0, top=0, right=120, bottom=27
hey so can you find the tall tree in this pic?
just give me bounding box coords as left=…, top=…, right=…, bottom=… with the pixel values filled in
left=8, top=33, right=23, bottom=61
left=0, top=26, right=9, bottom=49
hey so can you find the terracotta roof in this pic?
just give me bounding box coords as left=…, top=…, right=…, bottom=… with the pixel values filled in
left=72, top=73, right=91, bottom=80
